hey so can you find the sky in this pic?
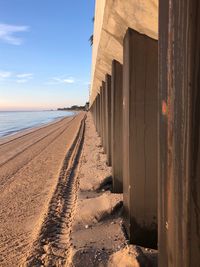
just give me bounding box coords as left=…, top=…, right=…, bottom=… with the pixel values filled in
left=0, top=0, right=95, bottom=110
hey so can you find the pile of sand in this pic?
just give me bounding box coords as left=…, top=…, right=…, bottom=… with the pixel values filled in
left=70, top=113, right=158, bottom=267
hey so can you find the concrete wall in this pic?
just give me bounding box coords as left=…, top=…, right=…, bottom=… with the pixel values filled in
left=90, top=0, right=158, bottom=105
left=90, top=0, right=200, bottom=264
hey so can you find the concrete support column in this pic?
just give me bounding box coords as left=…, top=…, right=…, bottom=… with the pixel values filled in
left=105, top=74, right=112, bottom=166
left=91, top=101, right=95, bottom=125
left=111, top=60, right=123, bottom=193
left=95, top=98, right=97, bottom=129
left=96, top=93, right=100, bottom=135
left=159, top=0, right=200, bottom=266
left=94, top=98, right=97, bottom=128
left=99, top=86, right=103, bottom=140
left=123, top=28, right=158, bottom=248
left=102, top=81, right=106, bottom=152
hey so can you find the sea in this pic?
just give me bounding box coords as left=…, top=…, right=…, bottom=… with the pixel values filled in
left=0, top=110, right=75, bottom=138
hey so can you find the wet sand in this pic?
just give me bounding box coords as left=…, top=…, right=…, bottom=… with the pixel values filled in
left=0, top=112, right=85, bottom=266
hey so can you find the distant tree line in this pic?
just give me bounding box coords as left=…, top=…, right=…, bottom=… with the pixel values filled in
left=58, top=102, right=89, bottom=111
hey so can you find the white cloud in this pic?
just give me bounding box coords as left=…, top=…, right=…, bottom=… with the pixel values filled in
left=16, top=73, right=33, bottom=78
left=16, top=73, right=33, bottom=83
left=63, top=78, right=75, bottom=84
left=51, top=77, right=75, bottom=84
left=0, top=23, right=29, bottom=45
left=0, top=70, right=33, bottom=83
left=0, top=71, right=12, bottom=79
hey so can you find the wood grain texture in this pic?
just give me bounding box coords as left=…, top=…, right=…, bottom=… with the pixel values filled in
left=123, top=28, right=158, bottom=248
left=159, top=0, right=200, bottom=266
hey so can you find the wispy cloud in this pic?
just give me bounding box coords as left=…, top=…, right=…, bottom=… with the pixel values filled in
left=16, top=73, right=33, bottom=78
left=0, top=70, right=33, bottom=83
left=16, top=73, right=33, bottom=83
left=0, top=71, right=12, bottom=79
left=0, top=23, right=29, bottom=45
left=62, top=78, right=75, bottom=84
left=48, top=76, right=75, bottom=85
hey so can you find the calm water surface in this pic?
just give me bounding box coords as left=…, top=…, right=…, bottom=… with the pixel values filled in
left=0, top=111, right=75, bottom=138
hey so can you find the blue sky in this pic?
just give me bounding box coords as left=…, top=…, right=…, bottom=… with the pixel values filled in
left=0, top=0, right=95, bottom=110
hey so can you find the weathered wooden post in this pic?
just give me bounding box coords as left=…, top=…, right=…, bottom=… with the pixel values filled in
left=111, top=60, right=123, bottom=193
left=123, top=28, right=158, bottom=248
left=159, top=0, right=200, bottom=266
left=105, top=74, right=112, bottom=166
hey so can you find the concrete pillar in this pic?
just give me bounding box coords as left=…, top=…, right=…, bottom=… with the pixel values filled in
left=102, top=81, right=106, bottom=152
left=91, top=101, right=95, bottom=125
left=105, top=74, right=112, bottom=166
left=123, top=28, right=158, bottom=248
left=99, top=86, right=103, bottom=139
left=95, top=97, right=97, bottom=130
left=159, top=0, right=200, bottom=266
left=94, top=98, right=97, bottom=128
left=95, top=98, right=97, bottom=129
left=111, top=60, right=123, bottom=193
left=96, top=94, right=100, bottom=135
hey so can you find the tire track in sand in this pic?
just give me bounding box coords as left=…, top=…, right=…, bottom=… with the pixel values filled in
left=0, top=117, right=75, bottom=168
left=24, top=114, right=86, bottom=267
left=0, top=117, right=77, bottom=191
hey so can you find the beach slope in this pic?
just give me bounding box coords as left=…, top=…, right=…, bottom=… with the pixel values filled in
left=0, top=112, right=85, bottom=266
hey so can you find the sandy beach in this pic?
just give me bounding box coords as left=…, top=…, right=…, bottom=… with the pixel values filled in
left=69, top=113, right=157, bottom=267
left=0, top=112, right=157, bottom=267
left=0, top=112, right=85, bottom=266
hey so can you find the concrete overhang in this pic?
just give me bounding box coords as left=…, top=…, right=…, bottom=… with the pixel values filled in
left=90, top=0, right=158, bottom=105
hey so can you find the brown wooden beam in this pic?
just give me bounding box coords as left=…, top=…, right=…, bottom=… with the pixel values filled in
left=159, top=0, right=200, bottom=266
left=123, top=28, right=158, bottom=248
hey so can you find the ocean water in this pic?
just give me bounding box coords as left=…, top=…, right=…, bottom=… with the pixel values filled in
left=0, top=110, right=75, bottom=138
